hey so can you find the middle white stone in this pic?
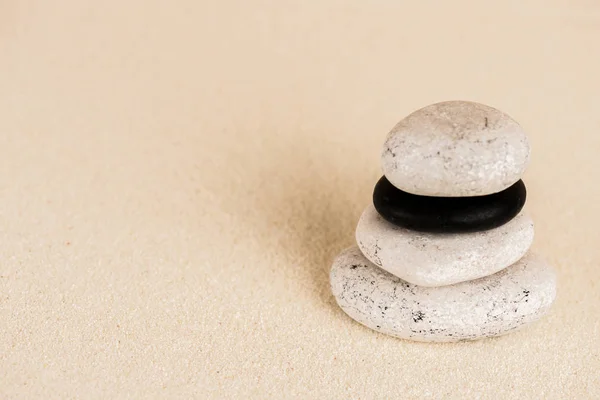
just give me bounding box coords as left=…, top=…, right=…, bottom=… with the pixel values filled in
left=356, top=205, right=534, bottom=287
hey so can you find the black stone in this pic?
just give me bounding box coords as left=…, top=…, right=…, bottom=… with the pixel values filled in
left=373, top=176, right=527, bottom=233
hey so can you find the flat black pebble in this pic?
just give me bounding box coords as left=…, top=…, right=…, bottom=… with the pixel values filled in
left=373, top=176, right=527, bottom=233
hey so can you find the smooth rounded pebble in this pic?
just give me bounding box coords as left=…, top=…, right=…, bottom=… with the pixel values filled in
left=356, top=205, right=534, bottom=287
left=381, top=101, right=530, bottom=197
left=373, top=176, right=526, bottom=233
left=330, top=247, right=556, bottom=342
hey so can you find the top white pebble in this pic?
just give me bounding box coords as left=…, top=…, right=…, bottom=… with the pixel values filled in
left=381, top=101, right=530, bottom=197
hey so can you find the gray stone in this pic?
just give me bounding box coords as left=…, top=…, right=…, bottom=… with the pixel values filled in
left=381, top=101, right=530, bottom=197
left=330, top=247, right=556, bottom=342
left=356, top=205, right=534, bottom=287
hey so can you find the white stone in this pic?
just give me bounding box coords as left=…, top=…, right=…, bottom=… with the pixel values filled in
left=356, top=205, right=534, bottom=287
left=330, top=247, right=556, bottom=342
left=381, top=101, right=530, bottom=197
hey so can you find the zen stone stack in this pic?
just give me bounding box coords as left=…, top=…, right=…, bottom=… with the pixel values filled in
left=330, top=101, right=557, bottom=342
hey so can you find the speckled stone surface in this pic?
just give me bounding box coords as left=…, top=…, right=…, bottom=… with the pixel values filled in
left=381, top=101, right=530, bottom=197
left=373, top=176, right=527, bottom=233
left=356, top=205, right=534, bottom=286
left=330, top=247, right=556, bottom=342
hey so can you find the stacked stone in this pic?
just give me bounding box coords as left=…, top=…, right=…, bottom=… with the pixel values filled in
left=330, top=101, right=556, bottom=342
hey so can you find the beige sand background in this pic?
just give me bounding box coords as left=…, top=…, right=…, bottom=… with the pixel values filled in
left=1, top=1, right=599, bottom=398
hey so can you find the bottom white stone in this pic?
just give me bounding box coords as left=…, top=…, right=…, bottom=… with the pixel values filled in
left=330, top=247, right=556, bottom=342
